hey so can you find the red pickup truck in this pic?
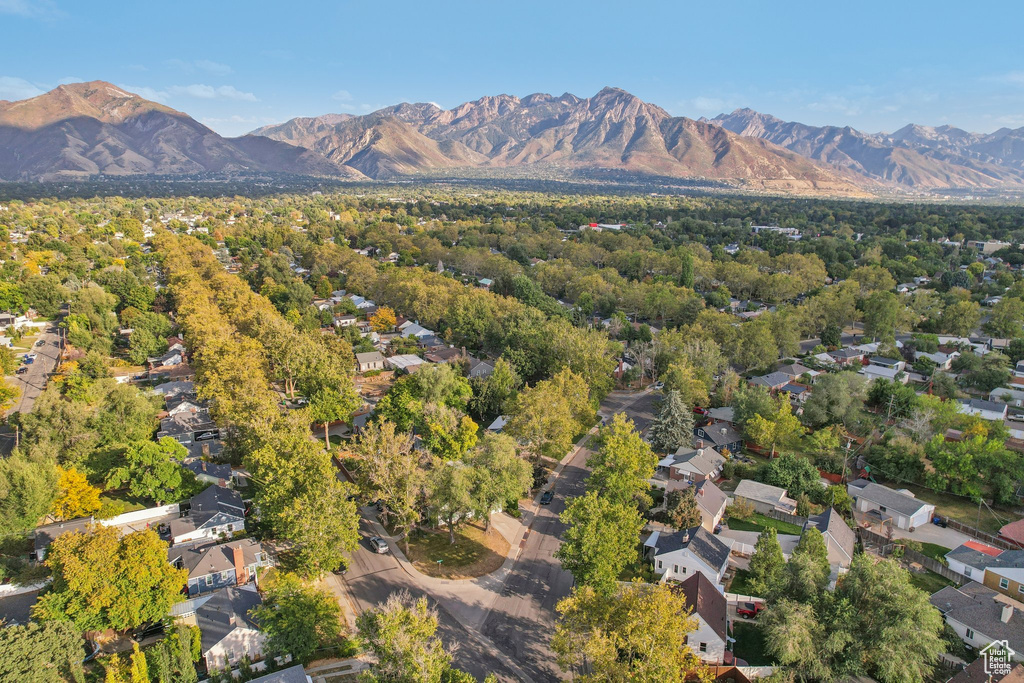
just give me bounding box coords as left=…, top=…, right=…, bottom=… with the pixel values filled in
left=737, top=602, right=764, bottom=619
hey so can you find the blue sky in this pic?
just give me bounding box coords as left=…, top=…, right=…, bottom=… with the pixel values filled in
left=2, top=0, right=1023, bottom=137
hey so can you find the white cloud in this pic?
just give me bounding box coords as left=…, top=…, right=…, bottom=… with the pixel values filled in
left=0, top=0, right=65, bottom=19
left=0, top=76, right=45, bottom=100
left=167, top=84, right=257, bottom=101
left=331, top=89, right=353, bottom=102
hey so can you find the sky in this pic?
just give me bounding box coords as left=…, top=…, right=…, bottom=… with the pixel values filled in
left=2, top=0, right=1023, bottom=137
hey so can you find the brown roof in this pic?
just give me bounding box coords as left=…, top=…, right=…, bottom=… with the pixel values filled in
left=1000, top=518, right=1024, bottom=546
left=677, top=571, right=728, bottom=642
left=949, top=658, right=1024, bottom=683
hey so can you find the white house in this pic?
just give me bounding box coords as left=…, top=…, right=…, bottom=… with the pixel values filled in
left=355, top=352, right=385, bottom=373
left=1015, top=360, right=1024, bottom=379
left=196, top=586, right=267, bottom=670
left=664, top=479, right=728, bottom=533
left=645, top=526, right=731, bottom=588
left=659, top=446, right=726, bottom=483
left=385, top=354, right=426, bottom=372
left=958, top=398, right=1009, bottom=422
left=733, top=480, right=797, bottom=515
left=859, top=364, right=908, bottom=384
left=930, top=583, right=1023, bottom=662
left=679, top=572, right=729, bottom=664
left=917, top=350, right=959, bottom=371
left=990, top=386, right=1024, bottom=408
left=847, top=479, right=934, bottom=530
left=170, top=487, right=245, bottom=545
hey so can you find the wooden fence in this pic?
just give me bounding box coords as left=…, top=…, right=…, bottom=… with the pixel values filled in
left=857, top=528, right=968, bottom=584
left=763, top=509, right=808, bottom=527
left=943, top=518, right=1023, bottom=551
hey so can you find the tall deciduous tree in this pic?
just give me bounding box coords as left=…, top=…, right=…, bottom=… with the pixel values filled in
left=52, top=466, right=102, bottom=520
left=586, top=413, right=658, bottom=508
left=251, top=572, right=343, bottom=665
left=551, top=582, right=710, bottom=683
left=506, top=368, right=593, bottom=461
left=466, top=433, right=532, bottom=530
left=427, top=458, right=475, bottom=545
left=308, top=387, right=359, bottom=448
left=356, top=420, right=424, bottom=554
left=647, top=390, right=695, bottom=454
left=745, top=399, right=804, bottom=458
left=105, top=437, right=192, bottom=505
left=34, top=527, right=186, bottom=632
left=555, top=491, right=644, bottom=595
left=0, top=450, right=57, bottom=535
left=356, top=591, right=453, bottom=683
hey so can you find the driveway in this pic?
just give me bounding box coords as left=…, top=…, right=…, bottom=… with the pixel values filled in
left=854, top=512, right=973, bottom=550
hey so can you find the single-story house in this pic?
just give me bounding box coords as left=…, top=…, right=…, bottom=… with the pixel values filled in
left=171, top=486, right=245, bottom=545
left=781, top=382, right=811, bottom=403
left=945, top=543, right=1024, bottom=600
left=169, top=538, right=273, bottom=597
left=678, top=572, right=729, bottom=664
left=749, top=372, right=793, bottom=392
left=803, top=507, right=856, bottom=570
left=181, top=458, right=232, bottom=488
left=645, top=526, right=731, bottom=588
left=152, top=380, right=196, bottom=401
left=776, top=362, right=818, bottom=381
left=334, top=314, right=358, bottom=328
left=399, top=322, right=434, bottom=339
left=847, top=479, right=935, bottom=530
left=665, top=478, right=728, bottom=533
left=1015, top=360, right=1024, bottom=379
left=196, top=586, right=266, bottom=670
left=930, top=582, right=1023, bottom=662
left=1000, top=519, right=1024, bottom=548
left=958, top=398, right=1009, bottom=422
left=355, top=352, right=385, bottom=373
left=733, top=480, right=797, bottom=515
left=704, top=407, right=735, bottom=425
left=828, top=348, right=865, bottom=366
left=34, top=516, right=93, bottom=561
left=661, top=446, right=726, bottom=483
left=990, top=386, right=1024, bottom=408
left=424, top=347, right=462, bottom=363
left=916, top=350, right=959, bottom=371
left=693, top=423, right=743, bottom=456
left=385, top=354, right=426, bottom=372
left=859, top=364, right=908, bottom=384
left=868, top=356, right=905, bottom=371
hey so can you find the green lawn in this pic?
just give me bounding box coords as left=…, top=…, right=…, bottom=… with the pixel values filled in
left=731, top=621, right=773, bottom=666
left=900, top=483, right=1022, bottom=535
left=405, top=524, right=509, bottom=579
left=726, top=513, right=803, bottom=536
left=908, top=569, right=955, bottom=595
left=917, top=542, right=952, bottom=563
left=728, top=568, right=762, bottom=597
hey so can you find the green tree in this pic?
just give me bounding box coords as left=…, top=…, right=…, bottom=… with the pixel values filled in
left=129, top=642, right=149, bottom=683
left=469, top=356, right=519, bottom=423
left=748, top=527, right=786, bottom=597
left=0, top=345, right=19, bottom=375
left=0, top=450, right=57, bottom=536
left=940, top=300, right=981, bottom=336
left=745, top=399, right=804, bottom=457
left=356, top=591, right=453, bottom=683
left=34, top=526, right=186, bottom=631
left=251, top=572, right=343, bottom=665
left=0, top=620, right=85, bottom=683
left=666, top=487, right=702, bottom=529
left=308, top=386, right=359, bottom=448
left=127, top=327, right=161, bottom=365
left=801, top=371, right=866, bottom=429
left=551, top=582, right=709, bottom=683
left=554, top=491, right=644, bottom=595
left=427, top=459, right=475, bottom=544
left=105, top=437, right=192, bottom=505
left=420, top=404, right=478, bottom=460
left=866, top=378, right=918, bottom=419
left=647, top=389, right=695, bottom=454
left=505, top=368, right=593, bottom=461
left=759, top=452, right=822, bottom=498
left=356, top=420, right=424, bottom=555
left=732, top=383, right=776, bottom=430
left=863, top=291, right=907, bottom=341
left=987, top=297, right=1024, bottom=337
left=466, top=433, right=532, bottom=530
left=586, top=413, right=658, bottom=508
left=0, top=281, right=25, bottom=313
left=678, top=250, right=694, bottom=288
left=784, top=528, right=831, bottom=601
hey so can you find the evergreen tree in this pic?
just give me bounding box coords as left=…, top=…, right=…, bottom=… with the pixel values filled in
left=748, top=527, right=786, bottom=598
left=678, top=250, right=694, bottom=289
left=647, top=390, right=694, bottom=454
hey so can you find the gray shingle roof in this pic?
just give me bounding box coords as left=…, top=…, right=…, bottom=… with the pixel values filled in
left=962, top=398, right=1007, bottom=413
left=804, top=507, right=856, bottom=562
left=751, top=372, right=792, bottom=388
left=247, top=665, right=309, bottom=683
left=34, top=517, right=93, bottom=556
left=670, top=446, right=725, bottom=476
left=946, top=546, right=1024, bottom=573
left=847, top=480, right=932, bottom=518
left=169, top=538, right=265, bottom=580
left=652, top=526, right=731, bottom=573
left=196, top=587, right=263, bottom=654
left=930, top=582, right=1024, bottom=654
left=694, top=424, right=742, bottom=449
left=734, top=479, right=789, bottom=505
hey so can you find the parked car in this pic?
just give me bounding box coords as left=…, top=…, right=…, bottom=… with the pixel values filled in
left=539, top=490, right=554, bottom=505
left=16, top=366, right=27, bottom=375
left=369, top=536, right=389, bottom=554
left=131, top=621, right=165, bottom=641
left=737, top=602, right=763, bottom=619
left=332, top=563, right=348, bottom=575
left=34, top=339, right=44, bottom=347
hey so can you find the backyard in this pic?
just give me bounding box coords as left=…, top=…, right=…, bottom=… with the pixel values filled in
left=725, top=512, right=804, bottom=536
left=731, top=621, right=773, bottom=666
left=901, top=483, right=1022, bottom=535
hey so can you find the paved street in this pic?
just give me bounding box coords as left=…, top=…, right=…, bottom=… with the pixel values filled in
left=339, top=518, right=524, bottom=682
left=479, top=390, right=659, bottom=682
left=0, top=324, right=62, bottom=454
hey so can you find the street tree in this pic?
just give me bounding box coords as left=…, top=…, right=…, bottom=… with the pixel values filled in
left=427, top=458, right=475, bottom=544
left=506, top=368, right=593, bottom=461
left=356, top=420, right=424, bottom=554
left=251, top=572, right=343, bottom=665
left=356, top=591, right=453, bottom=683
left=105, top=437, right=192, bottom=505
left=466, top=433, right=532, bottom=530
left=586, top=413, right=658, bottom=508
left=555, top=491, right=644, bottom=595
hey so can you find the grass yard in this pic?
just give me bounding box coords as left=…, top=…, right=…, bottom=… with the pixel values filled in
left=726, top=513, right=803, bottom=536
left=901, top=483, right=1021, bottom=535
left=406, top=523, right=510, bottom=579
left=917, top=542, right=952, bottom=563
left=731, top=621, right=773, bottom=666
left=907, top=569, right=955, bottom=595
left=728, top=568, right=762, bottom=597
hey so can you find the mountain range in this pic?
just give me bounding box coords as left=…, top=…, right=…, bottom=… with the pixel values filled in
left=2, top=81, right=1023, bottom=195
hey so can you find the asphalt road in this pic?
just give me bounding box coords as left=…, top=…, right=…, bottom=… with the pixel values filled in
left=0, top=325, right=62, bottom=454
left=478, top=390, right=660, bottom=682
left=340, top=517, right=523, bottom=682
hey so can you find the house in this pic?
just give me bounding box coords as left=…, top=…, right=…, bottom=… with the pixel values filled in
left=847, top=479, right=935, bottom=530
left=776, top=362, right=818, bottom=382
left=917, top=350, right=959, bottom=371
left=1015, top=360, right=1024, bottom=379
left=486, top=415, right=508, bottom=433
left=664, top=479, right=727, bottom=533
left=196, top=587, right=266, bottom=670
left=989, top=386, right=1024, bottom=407
left=399, top=322, right=434, bottom=339
left=152, top=380, right=196, bottom=401
left=828, top=348, right=865, bottom=367
left=424, top=347, right=462, bottom=363
left=181, top=458, right=232, bottom=487
left=704, top=407, right=735, bottom=425
left=34, top=517, right=93, bottom=561
left=170, top=486, right=245, bottom=545
left=1000, top=519, right=1024, bottom=548
left=169, top=538, right=273, bottom=596
left=467, top=357, right=495, bottom=379
left=803, top=507, right=856, bottom=570
left=958, top=398, right=1009, bottom=422
left=355, top=351, right=385, bottom=373
left=946, top=657, right=1024, bottom=683
left=677, top=572, right=729, bottom=664
left=860, top=363, right=908, bottom=384
left=645, top=526, right=731, bottom=588
left=930, top=582, right=1023, bottom=662
left=334, top=314, right=358, bottom=328
left=733, top=480, right=797, bottom=515
left=945, top=543, right=1024, bottom=599
left=660, top=446, right=726, bottom=483
left=385, top=354, right=426, bottom=373
left=148, top=349, right=183, bottom=369
left=693, top=423, right=743, bottom=456
left=158, top=406, right=220, bottom=446
left=869, top=356, right=906, bottom=372
left=781, top=382, right=811, bottom=403
left=246, top=665, right=311, bottom=683
left=749, top=372, right=793, bottom=392
left=478, top=278, right=493, bottom=289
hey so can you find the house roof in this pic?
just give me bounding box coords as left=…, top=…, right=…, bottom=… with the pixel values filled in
left=750, top=372, right=792, bottom=388
left=948, top=658, right=1024, bottom=683
left=181, top=458, right=232, bottom=481
left=648, top=526, right=731, bottom=573
left=829, top=348, right=863, bottom=359
left=678, top=571, right=728, bottom=641
left=196, top=587, right=263, bottom=654
left=670, top=479, right=728, bottom=517
left=705, top=407, right=735, bottom=424
left=386, top=354, right=425, bottom=370
left=424, top=347, right=462, bottom=363
left=487, top=415, right=508, bottom=431
left=247, top=665, right=310, bottom=683
left=355, top=351, right=384, bottom=364
left=929, top=582, right=1024, bottom=654
left=695, top=423, right=742, bottom=448
left=860, top=364, right=901, bottom=380
left=734, top=480, right=789, bottom=506
left=34, top=516, right=93, bottom=555
left=804, top=508, right=856, bottom=562
left=1000, top=519, right=1024, bottom=546
left=670, top=446, right=726, bottom=476
left=961, top=398, right=1008, bottom=414
left=776, top=363, right=813, bottom=378
left=847, top=479, right=932, bottom=517
left=946, top=544, right=1024, bottom=572
left=152, top=380, right=196, bottom=399
left=171, top=486, right=244, bottom=538
left=781, top=383, right=809, bottom=395
left=169, top=538, right=265, bottom=579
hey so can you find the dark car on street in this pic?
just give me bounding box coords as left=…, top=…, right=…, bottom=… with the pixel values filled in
left=539, top=490, right=554, bottom=505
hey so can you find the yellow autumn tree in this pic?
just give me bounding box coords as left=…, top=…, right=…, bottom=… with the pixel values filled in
left=53, top=467, right=102, bottom=520
left=369, top=306, right=397, bottom=332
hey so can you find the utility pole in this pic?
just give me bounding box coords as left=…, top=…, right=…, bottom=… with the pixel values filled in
left=886, top=393, right=896, bottom=421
